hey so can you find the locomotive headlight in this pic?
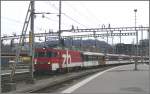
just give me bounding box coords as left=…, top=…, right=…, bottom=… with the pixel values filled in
left=34, top=59, right=37, bottom=64
left=48, top=62, right=51, bottom=64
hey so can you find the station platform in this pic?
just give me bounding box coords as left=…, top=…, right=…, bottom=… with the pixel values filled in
left=62, top=64, right=149, bottom=94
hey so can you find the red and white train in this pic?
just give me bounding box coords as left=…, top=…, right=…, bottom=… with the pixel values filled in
left=33, top=47, right=147, bottom=72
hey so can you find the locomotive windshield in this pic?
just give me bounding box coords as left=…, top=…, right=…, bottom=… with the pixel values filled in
left=47, top=52, right=57, bottom=57
left=35, top=52, right=45, bottom=57
left=35, top=51, right=57, bottom=58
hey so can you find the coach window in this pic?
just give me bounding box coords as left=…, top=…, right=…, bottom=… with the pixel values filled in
left=96, top=56, right=98, bottom=60
left=88, top=55, right=91, bottom=61
left=94, top=56, right=96, bottom=60
left=89, top=55, right=93, bottom=61
left=90, top=56, right=93, bottom=60
left=84, top=55, right=89, bottom=61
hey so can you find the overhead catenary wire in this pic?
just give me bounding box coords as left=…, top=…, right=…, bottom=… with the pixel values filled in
left=36, top=14, right=73, bottom=30
left=81, top=3, right=102, bottom=26
left=64, top=2, right=102, bottom=28
left=35, top=14, right=58, bottom=22
left=2, top=16, right=23, bottom=24
left=64, top=2, right=92, bottom=28
left=2, top=15, right=65, bottom=33
left=45, top=2, right=89, bottom=29
left=63, top=14, right=89, bottom=28
left=2, top=13, right=71, bottom=35
left=2, top=16, right=44, bottom=33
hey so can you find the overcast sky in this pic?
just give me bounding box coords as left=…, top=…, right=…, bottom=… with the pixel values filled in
left=1, top=1, right=149, bottom=44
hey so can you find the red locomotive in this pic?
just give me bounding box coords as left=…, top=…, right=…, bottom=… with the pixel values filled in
left=34, top=48, right=83, bottom=72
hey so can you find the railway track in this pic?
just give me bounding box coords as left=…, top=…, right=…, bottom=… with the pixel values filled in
left=28, top=63, right=131, bottom=93
left=1, top=71, right=30, bottom=92
left=1, top=63, right=132, bottom=93
left=1, top=72, right=30, bottom=83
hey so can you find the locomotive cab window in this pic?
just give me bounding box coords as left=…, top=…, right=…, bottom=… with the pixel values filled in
left=83, top=55, right=89, bottom=61
left=34, top=51, right=57, bottom=57
left=35, top=52, right=46, bottom=57
left=47, top=52, right=57, bottom=57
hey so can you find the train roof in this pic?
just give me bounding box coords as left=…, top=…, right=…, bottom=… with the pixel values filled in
left=82, top=51, right=130, bottom=57
left=106, top=54, right=119, bottom=57
left=82, top=51, right=104, bottom=56
left=106, top=54, right=130, bottom=57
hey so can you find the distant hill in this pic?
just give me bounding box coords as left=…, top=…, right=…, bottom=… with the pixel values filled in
left=1, top=39, right=112, bottom=53
left=43, top=39, right=112, bottom=52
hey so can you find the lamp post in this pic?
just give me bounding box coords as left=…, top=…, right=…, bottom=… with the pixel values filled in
left=148, top=29, right=150, bottom=94
left=134, top=9, right=138, bottom=70
left=134, top=9, right=137, bottom=29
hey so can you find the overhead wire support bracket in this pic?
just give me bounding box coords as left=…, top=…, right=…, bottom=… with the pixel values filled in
left=61, top=27, right=149, bottom=32
left=1, top=26, right=149, bottom=42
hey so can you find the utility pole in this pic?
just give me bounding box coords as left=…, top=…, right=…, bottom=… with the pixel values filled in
left=94, top=31, right=97, bottom=48
left=134, top=9, right=138, bottom=70
left=106, top=30, right=108, bottom=54
left=111, top=31, right=114, bottom=53
left=58, top=0, right=62, bottom=48
left=148, top=29, right=150, bottom=94
left=80, top=37, right=82, bottom=50
left=119, top=30, right=121, bottom=63
left=45, top=30, right=47, bottom=47
left=29, top=0, right=35, bottom=83
left=71, top=38, right=73, bottom=49
left=107, top=30, right=108, bottom=45
left=141, top=26, right=143, bottom=63
left=120, top=31, right=121, bottom=45
left=102, top=24, right=107, bottom=54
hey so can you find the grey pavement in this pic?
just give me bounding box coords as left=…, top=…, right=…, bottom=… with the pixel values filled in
left=66, top=64, right=149, bottom=94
